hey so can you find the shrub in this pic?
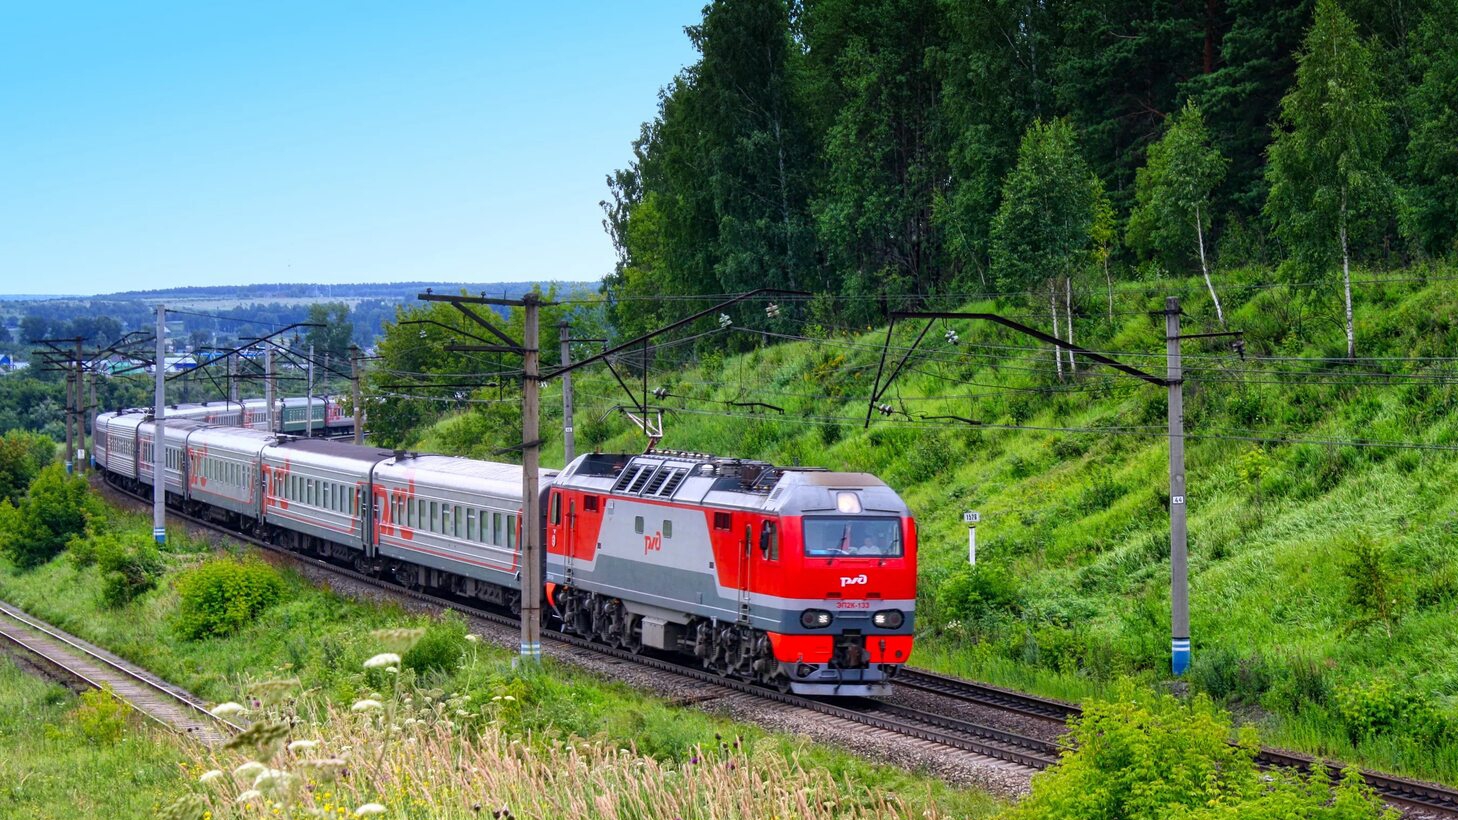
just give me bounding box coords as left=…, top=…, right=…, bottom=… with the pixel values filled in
left=0, top=429, right=56, bottom=503
left=95, top=532, right=165, bottom=607
left=173, top=557, right=286, bottom=639
left=1006, top=689, right=1395, bottom=819
left=0, top=463, right=93, bottom=568
left=936, top=564, right=1021, bottom=624
left=1190, top=645, right=1273, bottom=705
left=73, top=685, right=130, bottom=745
left=401, top=613, right=468, bottom=676
left=1334, top=678, right=1454, bottom=747
left=1342, top=535, right=1408, bottom=637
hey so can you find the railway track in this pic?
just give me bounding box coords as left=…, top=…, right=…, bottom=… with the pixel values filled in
left=100, top=478, right=1458, bottom=813
left=0, top=599, right=242, bottom=746
left=896, top=667, right=1080, bottom=723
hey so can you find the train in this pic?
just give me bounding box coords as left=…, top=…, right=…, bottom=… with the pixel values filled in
left=93, top=405, right=917, bottom=697
left=124, top=396, right=356, bottom=438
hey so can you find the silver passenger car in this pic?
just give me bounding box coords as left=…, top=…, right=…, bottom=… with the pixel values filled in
left=260, top=438, right=396, bottom=553
left=137, top=418, right=209, bottom=498
left=371, top=455, right=553, bottom=591
left=183, top=426, right=275, bottom=518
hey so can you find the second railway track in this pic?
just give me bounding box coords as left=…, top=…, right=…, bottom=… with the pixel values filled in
left=0, top=599, right=242, bottom=746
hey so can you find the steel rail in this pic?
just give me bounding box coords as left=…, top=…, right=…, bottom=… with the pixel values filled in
left=0, top=599, right=244, bottom=743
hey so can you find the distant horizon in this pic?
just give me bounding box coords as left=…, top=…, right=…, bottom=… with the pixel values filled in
left=0, top=276, right=608, bottom=301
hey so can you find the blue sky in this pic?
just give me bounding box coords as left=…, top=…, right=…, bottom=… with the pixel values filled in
left=0, top=2, right=701, bottom=295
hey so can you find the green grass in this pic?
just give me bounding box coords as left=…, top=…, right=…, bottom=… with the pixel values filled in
left=407, top=263, right=1458, bottom=785
left=0, top=655, right=191, bottom=819
left=0, top=502, right=1002, bottom=819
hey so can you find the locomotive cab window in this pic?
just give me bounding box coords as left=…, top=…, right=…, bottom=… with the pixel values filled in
left=583, top=495, right=599, bottom=513
left=802, top=517, right=903, bottom=558
left=634, top=516, right=644, bottom=534
left=549, top=492, right=562, bottom=525
left=760, top=520, right=778, bottom=560
left=713, top=512, right=731, bottom=530
left=663, top=520, right=672, bottom=539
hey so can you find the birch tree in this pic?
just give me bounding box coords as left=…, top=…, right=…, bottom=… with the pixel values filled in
left=1128, top=102, right=1229, bottom=328
left=990, top=119, right=1097, bottom=381
left=1265, top=0, right=1392, bottom=359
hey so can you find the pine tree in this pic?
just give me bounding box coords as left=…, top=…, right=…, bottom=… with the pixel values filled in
left=1265, top=0, right=1392, bottom=358
left=804, top=0, right=948, bottom=312
left=1128, top=102, right=1230, bottom=328
left=1402, top=0, right=1458, bottom=257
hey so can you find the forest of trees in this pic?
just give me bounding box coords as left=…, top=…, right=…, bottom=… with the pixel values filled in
left=603, top=0, right=1458, bottom=340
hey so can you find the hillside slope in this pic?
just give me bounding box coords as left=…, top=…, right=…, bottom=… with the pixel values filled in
left=411, top=265, right=1458, bottom=782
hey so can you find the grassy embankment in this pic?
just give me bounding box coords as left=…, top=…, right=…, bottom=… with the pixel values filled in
left=413, top=264, right=1458, bottom=784
left=0, top=654, right=193, bottom=819
left=0, top=501, right=1001, bottom=819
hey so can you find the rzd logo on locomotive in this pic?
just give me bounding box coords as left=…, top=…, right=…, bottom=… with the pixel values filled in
left=644, top=532, right=663, bottom=554
left=840, top=574, right=868, bottom=588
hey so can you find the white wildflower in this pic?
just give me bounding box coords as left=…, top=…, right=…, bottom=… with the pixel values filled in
left=363, top=653, right=401, bottom=670
left=354, top=803, right=387, bottom=816
left=385, top=666, right=399, bottom=674
left=198, top=769, right=225, bottom=784
left=503, top=695, right=516, bottom=702
left=288, top=739, right=320, bottom=752
left=233, top=761, right=267, bottom=781
left=254, top=768, right=294, bottom=793
left=210, top=701, right=247, bottom=718
left=465, top=634, right=479, bottom=643
left=236, top=789, right=263, bottom=803
left=351, top=699, right=384, bottom=713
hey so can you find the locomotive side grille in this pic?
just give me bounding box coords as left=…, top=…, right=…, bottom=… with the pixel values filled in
left=626, top=465, right=658, bottom=494
left=657, top=469, right=686, bottom=497
left=611, top=465, right=642, bottom=493
left=642, top=466, right=675, bottom=496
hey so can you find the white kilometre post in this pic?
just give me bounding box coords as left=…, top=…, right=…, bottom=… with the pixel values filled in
left=963, top=510, right=980, bottom=565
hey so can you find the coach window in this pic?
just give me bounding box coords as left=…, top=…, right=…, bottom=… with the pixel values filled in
left=454, top=505, right=464, bottom=538
left=467, top=509, right=478, bottom=542
left=430, top=501, right=439, bottom=533
left=507, top=515, right=518, bottom=549
left=493, top=512, right=504, bottom=545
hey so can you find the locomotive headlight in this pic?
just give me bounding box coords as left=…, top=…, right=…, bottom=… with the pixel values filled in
left=800, top=609, right=832, bottom=629
left=872, top=609, right=904, bottom=629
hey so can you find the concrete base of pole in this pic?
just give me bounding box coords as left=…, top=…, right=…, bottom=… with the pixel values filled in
left=1172, top=637, right=1191, bottom=676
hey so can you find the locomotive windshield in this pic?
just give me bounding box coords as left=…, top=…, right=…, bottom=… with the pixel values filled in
left=802, top=516, right=903, bottom=558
